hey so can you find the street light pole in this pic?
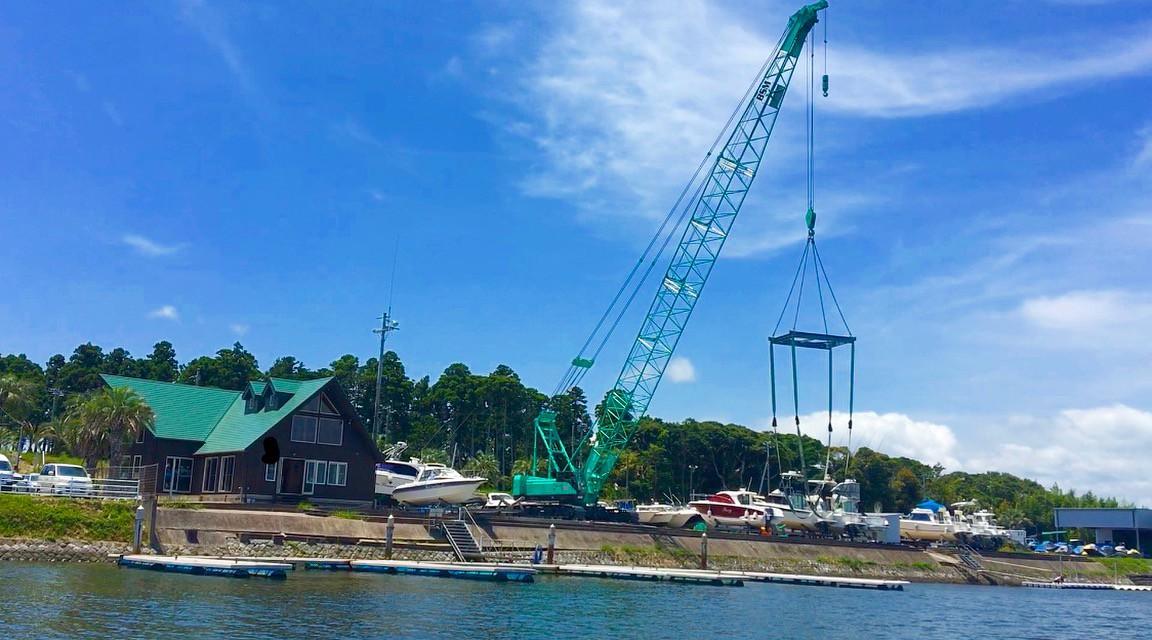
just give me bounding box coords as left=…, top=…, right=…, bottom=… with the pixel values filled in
left=372, top=312, right=400, bottom=443
left=688, top=465, right=698, bottom=500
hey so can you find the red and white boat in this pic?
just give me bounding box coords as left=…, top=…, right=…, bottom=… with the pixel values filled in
left=688, top=489, right=782, bottom=529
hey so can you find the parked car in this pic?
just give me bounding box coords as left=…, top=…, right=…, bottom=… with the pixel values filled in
left=35, top=464, right=94, bottom=496
left=0, top=453, right=23, bottom=491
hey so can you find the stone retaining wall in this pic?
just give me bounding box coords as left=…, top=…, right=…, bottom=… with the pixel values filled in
left=0, top=538, right=130, bottom=563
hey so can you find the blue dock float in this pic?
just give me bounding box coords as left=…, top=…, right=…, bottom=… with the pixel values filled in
left=546, top=564, right=744, bottom=587
left=350, top=560, right=536, bottom=583
left=118, top=555, right=292, bottom=579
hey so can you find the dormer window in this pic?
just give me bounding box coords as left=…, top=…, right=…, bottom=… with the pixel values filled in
left=265, top=390, right=278, bottom=411
left=245, top=395, right=260, bottom=413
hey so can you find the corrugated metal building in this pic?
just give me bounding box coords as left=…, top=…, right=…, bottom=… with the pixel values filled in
left=1053, top=508, right=1151, bottom=553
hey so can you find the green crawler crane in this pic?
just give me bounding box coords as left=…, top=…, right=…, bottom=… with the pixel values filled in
left=513, top=1, right=828, bottom=509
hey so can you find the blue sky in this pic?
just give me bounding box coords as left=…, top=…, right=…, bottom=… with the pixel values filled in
left=3, top=1, right=1152, bottom=502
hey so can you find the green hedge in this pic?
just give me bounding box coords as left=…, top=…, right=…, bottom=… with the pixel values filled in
left=0, top=495, right=135, bottom=542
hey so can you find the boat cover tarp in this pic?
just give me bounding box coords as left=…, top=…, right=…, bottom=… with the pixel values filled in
left=916, top=499, right=946, bottom=512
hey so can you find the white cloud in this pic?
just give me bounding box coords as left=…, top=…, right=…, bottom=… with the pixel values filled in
left=828, top=28, right=1152, bottom=117
left=122, top=234, right=181, bottom=257
left=148, top=305, right=180, bottom=321
left=666, top=356, right=696, bottom=383
left=790, top=410, right=962, bottom=470
left=1135, top=124, right=1152, bottom=170
left=1018, top=290, right=1152, bottom=332
left=229, top=323, right=249, bottom=336
left=179, top=0, right=262, bottom=102
left=967, top=406, right=1152, bottom=506
left=333, top=117, right=383, bottom=147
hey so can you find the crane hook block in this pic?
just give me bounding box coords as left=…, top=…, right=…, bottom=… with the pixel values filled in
left=822, top=74, right=829, bottom=97
left=805, top=206, right=816, bottom=232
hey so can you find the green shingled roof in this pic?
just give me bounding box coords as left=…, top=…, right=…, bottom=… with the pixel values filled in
left=102, top=375, right=239, bottom=441
left=247, top=380, right=267, bottom=396
left=100, top=374, right=336, bottom=456
left=197, top=377, right=331, bottom=455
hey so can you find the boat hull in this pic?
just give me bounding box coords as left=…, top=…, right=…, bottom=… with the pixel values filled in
left=393, top=478, right=484, bottom=506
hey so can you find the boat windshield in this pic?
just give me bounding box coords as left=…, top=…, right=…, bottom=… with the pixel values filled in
left=909, top=511, right=931, bottom=522
left=737, top=493, right=751, bottom=505
left=0, top=460, right=11, bottom=472
left=418, top=467, right=460, bottom=482
left=788, top=494, right=807, bottom=510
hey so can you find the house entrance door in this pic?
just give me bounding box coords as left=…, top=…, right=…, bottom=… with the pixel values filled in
left=280, top=458, right=305, bottom=495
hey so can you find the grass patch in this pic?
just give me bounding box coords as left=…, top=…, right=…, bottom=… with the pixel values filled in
left=161, top=499, right=204, bottom=510
left=1095, top=556, right=1151, bottom=575
left=0, top=494, right=135, bottom=542
left=330, top=510, right=362, bottom=520
left=296, top=500, right=314, bottom=512
left=817, top=555, right=877, bottom=571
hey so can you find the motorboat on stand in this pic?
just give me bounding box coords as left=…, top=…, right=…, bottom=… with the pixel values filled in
left=392, top=465, right=486, bottom=506
left=374, top=442, right=486, bottom=506
left=899, top=499, right=968, bottom=543
left=823, top=479, right=888, bottom=539
left=636, top=502, right=717, bottom=529
left=952, top=501, right=1012, bottom=551
left=689, top=490, right=783, bottom=529
left=636, top=503, right=675, bottom=526
left=758, top=471, right=835, bottom=532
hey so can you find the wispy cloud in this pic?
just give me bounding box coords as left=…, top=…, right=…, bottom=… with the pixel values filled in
left=666, top=356, right=696, bottom=383
left=122, top=234, right=181, bottom=257
left=179, top=0, right=260, bottom=100
left=1018, top=290, right=1152, bottom=333
left=148, top=305, right=180, bottom=321
left=229, top=323, right=249, bottom=336
left=492, top=0, right=1152, bottom=244
left=828, top=27, right=1152, bottom=117
left=332, top=117, right=383, bottom=148
left=1134, top=124, right=1152, bottom=170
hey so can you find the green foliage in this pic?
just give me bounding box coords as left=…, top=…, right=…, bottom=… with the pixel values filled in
left=330, top=510, right=363, bottom=520
left=297, top=500, right=314, bottom=511
left=1096, top=556, right=1150, bottom=575
left=0, top=344, right=1130, bottom=535
left=0, top=495, right=135, bottom=541
left=178, top=342, right=261, bottom=390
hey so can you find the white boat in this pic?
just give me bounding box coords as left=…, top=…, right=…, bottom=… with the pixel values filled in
left=900, top=500, right=968, bottom=543
left=953, top=502, right=1013, bottom=550
left=636, top=503, right=675, bottom=526
left=822, top=479, right=888, bottom=539
left=667, top=505, right=714, bottom=529
left=757, top=472, right=836, bottom=532
left=391, top=465, right=485, bottom=506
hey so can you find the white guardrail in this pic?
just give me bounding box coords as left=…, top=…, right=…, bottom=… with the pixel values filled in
left=1, top=470, right=140, bottom=500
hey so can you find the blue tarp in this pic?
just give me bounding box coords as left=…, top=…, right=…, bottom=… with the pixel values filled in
left=916, top=499, right=946, bottom=512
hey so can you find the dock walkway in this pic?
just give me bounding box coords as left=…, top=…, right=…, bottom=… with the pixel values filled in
left=117, top=555, right=291, bottom=579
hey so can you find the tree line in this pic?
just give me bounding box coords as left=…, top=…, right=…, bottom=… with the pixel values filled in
left=0, top=341, right=1126, bottom=532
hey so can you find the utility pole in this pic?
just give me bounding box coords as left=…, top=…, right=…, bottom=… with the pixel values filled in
left=372, top=311, right=400, bottom=443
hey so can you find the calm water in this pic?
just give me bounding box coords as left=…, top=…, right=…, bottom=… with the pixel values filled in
left=3, top=563, right=1149, bottom=639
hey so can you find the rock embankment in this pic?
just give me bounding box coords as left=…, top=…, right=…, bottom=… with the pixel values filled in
left=0, top=538, right=130, bottom=562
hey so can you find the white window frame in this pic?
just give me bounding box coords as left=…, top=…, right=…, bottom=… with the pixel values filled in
left=163, top=457, right=194, bottom=494
left=327, top=461, right=348, bottom=487
left=314, top=461, right=328, bottom=486
left=131, top=455, right=142, bottom=480
left=303, top=460, right=319, bottom=495
left=202, top=457, right=220, bottom=493
left=219, top=456, right=235, bottom=493
left=265, top=460, right=278, bottom=483
left=291, top=415, right=318, bottom=443
left=316, top=417, right=343, bottom=446
left=136, top=428, right=146, bottom=444
left=318, top=394, right=339, bottom=415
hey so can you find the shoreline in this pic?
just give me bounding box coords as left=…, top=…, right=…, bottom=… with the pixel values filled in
left=0, top=535, right=1132, bottom=588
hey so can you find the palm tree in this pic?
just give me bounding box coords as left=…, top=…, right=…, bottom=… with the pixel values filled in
left=0, top=375, right=41, bottom=472
left=462, top=451, right=501, bottom=489
left=77, top=387, right=154, bottom=476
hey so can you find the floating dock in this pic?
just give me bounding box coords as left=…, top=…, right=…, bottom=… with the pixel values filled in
left=723, top=569, right=908, bottom=590
left=540, top=564, right=744, bottom=587
left=117, top=555, right=291, bottom=579
left=350, top=560, right=537, bottom=583
left=1023, top=581, right=1152, bottom=591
